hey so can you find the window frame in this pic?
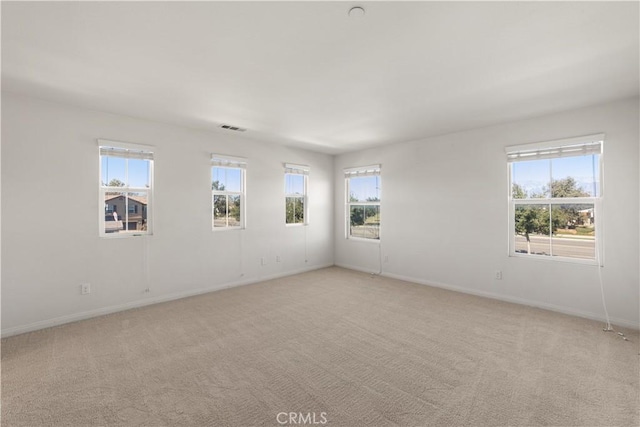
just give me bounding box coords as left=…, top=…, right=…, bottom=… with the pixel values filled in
left=98, top=139, right=154, bottom=238
left=506, top=134, right=604, bottom=265
left=284, top=163, right=309, bottom=226
left=211, top=154, right=246, bottom=231
left=345, top=165, right=381, bottom=241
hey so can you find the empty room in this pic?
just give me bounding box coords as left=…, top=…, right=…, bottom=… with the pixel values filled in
left=1, top=2, right=639, bottom=426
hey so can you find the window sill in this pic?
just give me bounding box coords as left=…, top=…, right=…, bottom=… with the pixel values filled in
left=212, top=227, right=244, bottom=232
left=100, top=232, right=152, bottom=239
left=509, top=252, right=601, bottom=266
left=347, top=236, right=381, bottom=243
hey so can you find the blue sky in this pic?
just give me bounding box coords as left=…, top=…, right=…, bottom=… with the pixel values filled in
left=512, top=154, right=599, bottom=197
left=349, top=176, right=380, bottom=201
left=285, top=174, right=304, bottom=195
left=211, top=169, right=306, bottom=194
left=212, top=167, right=242, bottom=192
left=102, top=157, right=150, bottom=188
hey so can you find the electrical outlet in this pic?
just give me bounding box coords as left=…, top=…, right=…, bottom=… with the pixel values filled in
left=276, top=255, right=281, bottom=263
left=495, top=270, right=503, bottom=280
left=261, top=257, right=267, bottom=266
left=81, top=283, right=91, bottom=295
left=384, top=255, right=389, bottom=263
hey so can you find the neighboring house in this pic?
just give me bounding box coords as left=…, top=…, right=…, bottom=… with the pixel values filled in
left=104, top=194, right=148, bottom=232
left=578, top=208, right=594, bottom=226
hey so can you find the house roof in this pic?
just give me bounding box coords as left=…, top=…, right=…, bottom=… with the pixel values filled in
left=104, top=194, right=148, bottom=205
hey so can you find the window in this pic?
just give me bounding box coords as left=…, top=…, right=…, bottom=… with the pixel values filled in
left=506, top=134, right=603, bottom=263
left=345, top=165, right=381, bottom=240
left=212, top=155, right=246, bottom=230
left=99, top=141, right=153, bottom=236
left=284, top=163, right=309, bottom=225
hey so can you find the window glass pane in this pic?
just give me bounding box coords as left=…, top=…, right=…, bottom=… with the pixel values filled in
left=128, top=159, right=150, bottom=188
left=285, top=174, right=305, bottom=195
left=349, top=176, right=380, bottom=202
left=551, top=204, right=595, bottom=259
left=286, top=197, right=304, bottom=224
left=212, top=167, right=242, bottom=192
left=125, top=192, right=148, bottom=232
left=228, top=195, right=241, bottom=227
left=101, top=147, right=153, bottom=237
left=102, top=156, right=126, bottom=187
left=551, top=155, right=599, bottom=197
left=512, top=160, right=551, bottom=199
left=213, top=194, right=228, bottom=228
left=350, top=204, right=380, bottom=239
left=514, top=204, right=550, bottom=256
left=104, top=192, right=125, bottom=234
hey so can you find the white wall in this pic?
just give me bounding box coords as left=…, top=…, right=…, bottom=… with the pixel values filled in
left=334, top=97, right=640, bottom=329
left=1, top=92, right=334, bottom=336
left=3, top=94, right=637, bottom=336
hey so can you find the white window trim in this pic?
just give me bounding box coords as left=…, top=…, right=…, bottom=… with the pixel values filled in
left=98, top=139, right=154, bottom=238
left=284, top=163, right=309, bottom=226
left=212, top=154, right=246, bottom=231
left=345, top=164, right=381, bottom=242
left=506, top=135, right=604, bottom=265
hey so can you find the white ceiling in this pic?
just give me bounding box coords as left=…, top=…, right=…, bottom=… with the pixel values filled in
left=2, top=2, right=638, bottom=154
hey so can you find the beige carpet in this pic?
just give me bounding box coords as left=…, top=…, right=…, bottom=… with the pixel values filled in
left=2, top=267, right=638, bottom=426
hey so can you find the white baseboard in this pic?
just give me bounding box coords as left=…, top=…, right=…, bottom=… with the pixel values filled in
left=334, top=262, right=379, bottom=275
left=380, top=270, right=639, bottom=330
left=1, top=263, right=334, bottom=338
left=5, top=262, right=636, bottom=337
left=334, top=263, right=639, bottom=330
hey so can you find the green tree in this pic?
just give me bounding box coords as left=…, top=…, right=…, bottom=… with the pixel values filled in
left=514, top=177, right=593, bottom=253
left=547, top=178, right=591, bottom=232
left=228, top=196, right=241, bottom=224
left=108, top=178, right=125, bottom=187
left=548, top=177, right=590, bottom=198
left=286, top=197, right=304, bottom=224
left=350, top=206, right=364, bottom=226
left=515, top=205, right=545, bottom=254
left=512, top=183, right=527, bottom=199
left=105, top=178, right=125, bottom=195
left=213, top=195, right=226, bottom=223
left=212, top=181, right=229, bottom=224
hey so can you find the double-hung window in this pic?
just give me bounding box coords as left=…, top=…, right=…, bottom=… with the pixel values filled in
left=345, top=165, right=381, bottom=240
left=212, top=154, right=246, bottom=230
left=99, top=141, right=153, bottom=236
left=506, top=134, right=603, bottom=263
left=284, top=163, right=309, bottom=225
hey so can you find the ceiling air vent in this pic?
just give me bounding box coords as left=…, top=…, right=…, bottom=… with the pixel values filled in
left=220, top=124, right=246, bottom=132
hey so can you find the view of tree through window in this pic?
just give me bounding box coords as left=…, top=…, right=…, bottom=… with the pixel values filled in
left=212, top=164, right=244, bottom=229
left=509, top=142, right=601, bottom=261
left=285, top=173, right=306, bottom=224
left=100, top=146, right=152, bottom=235
left=346, top=170, right=381, bottom=239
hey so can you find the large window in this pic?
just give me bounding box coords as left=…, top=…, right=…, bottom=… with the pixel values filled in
left=99, top=141, right=153, bottom=236
left=506, top=135, right=603, bottom=263
left=345, top=165, right=381, bottom=240
left=284, top=163, right=309, bottom=225
left=212, top=155, right=246, bottom=230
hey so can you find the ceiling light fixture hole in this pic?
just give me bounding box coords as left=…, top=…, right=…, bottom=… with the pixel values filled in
left=349, top=6, right=365, bottom=18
